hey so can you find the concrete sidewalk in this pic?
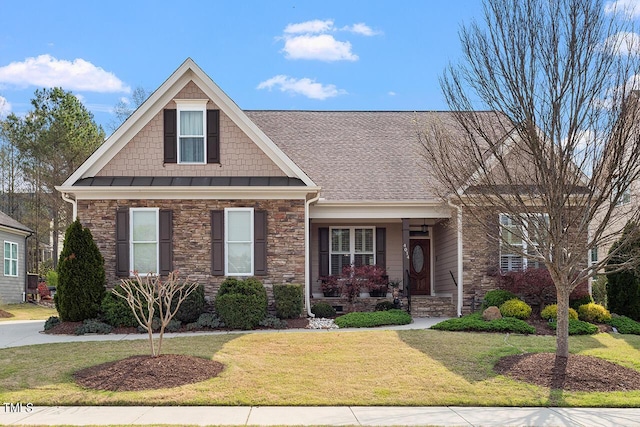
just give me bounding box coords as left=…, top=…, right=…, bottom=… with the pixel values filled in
left=3, top=405, right=640, bottom=426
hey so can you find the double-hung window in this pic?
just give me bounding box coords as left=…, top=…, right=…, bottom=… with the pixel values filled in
left=130, top=208, right=159, bottom=274
left=177, top=100, right=207, bottom=164
left=499, top=214, right=547, bottom=271
left=225, top=208, right=254, bottom=276
left=329, top=227, right=375, bottom=275
left=4, top=241, right=18, bottom=277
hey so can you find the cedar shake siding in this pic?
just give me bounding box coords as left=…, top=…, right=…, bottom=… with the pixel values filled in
left=77, top=199, right=305, bottom=300
left=98, top=82, right=285, bottom=178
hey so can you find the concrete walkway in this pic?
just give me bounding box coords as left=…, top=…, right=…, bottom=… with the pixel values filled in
left=2, top=318, right=640, bottom=426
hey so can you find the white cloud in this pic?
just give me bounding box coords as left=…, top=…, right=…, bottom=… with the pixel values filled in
left=342, top=23, right=381, bottom=36
left=605, top=0, right=640, bottom=17
left=257, top=75, right=346, bottom=100
left=604, top=31, right=640, bottom=55
left=284, top=19, right=335, bottom=34
left=0, top=55, right=130, bottom=93
left=283, top=34, right=358, bottom=61
left=388, top=91, right=397, bottom=96
left=0, top=96, right=11, bottom=117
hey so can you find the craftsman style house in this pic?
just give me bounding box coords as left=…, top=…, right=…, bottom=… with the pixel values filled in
left=57, top=59, right=524, bottom=317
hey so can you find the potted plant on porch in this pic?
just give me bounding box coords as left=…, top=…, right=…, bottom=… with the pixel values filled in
left=319, top=275, right=341, bottom=297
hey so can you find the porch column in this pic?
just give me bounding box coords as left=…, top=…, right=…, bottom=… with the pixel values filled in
left=402, top=218, right=410, bottom=290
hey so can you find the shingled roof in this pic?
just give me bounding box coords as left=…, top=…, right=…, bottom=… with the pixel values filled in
left=246, top=111, right=505, bottom=202
left=0, top=210, right=32, bottom=234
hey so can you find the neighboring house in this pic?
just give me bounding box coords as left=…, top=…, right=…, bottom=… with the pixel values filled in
left=0, top=210, right=32, bottom=303
left=57, top=58, right=528, bottom=317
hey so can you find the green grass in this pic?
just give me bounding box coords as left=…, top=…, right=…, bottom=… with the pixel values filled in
left=0, top=303, right=57, bottom=321
left=2, top=329, right=640, bottom=407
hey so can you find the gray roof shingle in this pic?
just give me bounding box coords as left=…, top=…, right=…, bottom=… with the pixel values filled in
left=0, top=210, right=32, bottom=234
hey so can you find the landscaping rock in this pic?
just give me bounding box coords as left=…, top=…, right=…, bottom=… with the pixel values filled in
left=483, top=306, right=502, bottom=321
left=307, top=318, right=339, bottom=329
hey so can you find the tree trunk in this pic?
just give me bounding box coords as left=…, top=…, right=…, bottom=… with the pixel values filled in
left=555, top=283, right=571, bottom=359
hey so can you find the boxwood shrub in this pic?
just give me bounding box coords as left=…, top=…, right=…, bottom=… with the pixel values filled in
left=273, top=284, right=303, bottom=319
left=173, top=284, right=205, bottom=323
left=482, top=289, right=518, bottom=309
left=334, top=309, right=411, bottom=328
left=100, top=286, right=139, bottom=327
left=214, top=277, right=267, bottom=330
left=431, top=313, right=535, bottom=334
left=577, top=302, right=611, bottom=323
left=311, top=302, right=337, bottom=318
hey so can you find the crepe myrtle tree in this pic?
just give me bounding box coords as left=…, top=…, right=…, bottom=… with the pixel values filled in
left=113, top=271, right=199, bottom=357
left=419, top=0, right=640, bottom=359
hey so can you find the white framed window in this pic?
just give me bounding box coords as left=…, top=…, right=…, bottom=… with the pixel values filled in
left=590, top=246, right=599, bottom=266
left=130, top=208, right=159, bottom=275
left=225, top=208, right=254, bottom=276
left=329, top=227, right=375, bottom=275
left=176, top=100, right=207, bottom=164
left=4, top=241, right=18, bottom=277
left=499, top=214, right=547, bottom=272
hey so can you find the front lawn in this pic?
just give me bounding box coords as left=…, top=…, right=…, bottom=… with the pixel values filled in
left=1, top=329, right=639, bottom=407
left=0, top=303, right=57, bottom=321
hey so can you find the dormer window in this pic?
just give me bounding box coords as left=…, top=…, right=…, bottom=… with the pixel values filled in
left=177, top=100, right=207, bottom=164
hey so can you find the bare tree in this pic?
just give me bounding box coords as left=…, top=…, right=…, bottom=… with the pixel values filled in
left=420, top=0, right=640, bottom=359
left=113, top=271, right=199, bottom=357
left=107, top=86, right=150, bottom=133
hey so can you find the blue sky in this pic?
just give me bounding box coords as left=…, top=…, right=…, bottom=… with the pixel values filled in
left=0, top=0, right=637, bottom=133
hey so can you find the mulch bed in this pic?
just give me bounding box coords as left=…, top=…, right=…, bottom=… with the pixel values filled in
left=74, top=354, right=224, bottom=391
left=495, top=353, right=640, bottom=392
left=0, top=309, right=14, bottom=318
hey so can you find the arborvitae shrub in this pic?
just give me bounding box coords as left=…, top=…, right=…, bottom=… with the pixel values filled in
left=273, top=284, right=303, bottom=319
left=214, top=277, right=267, bottom=329
left=499, top=299, right=532, bottom=320
left=55, top=219, right=106, bottom=322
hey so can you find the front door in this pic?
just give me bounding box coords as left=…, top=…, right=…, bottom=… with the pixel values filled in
left=410, top=239, right=431, bottom=295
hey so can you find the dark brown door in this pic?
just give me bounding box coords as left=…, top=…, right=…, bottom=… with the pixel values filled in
left=410, top=239, right=431, bottom=295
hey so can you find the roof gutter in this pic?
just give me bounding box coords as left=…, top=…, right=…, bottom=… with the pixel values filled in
left=61, top=192, right=77, bottom=220
left=448, top=198, right=464, bottom=317
left=305, top=192, right=321, bottom=317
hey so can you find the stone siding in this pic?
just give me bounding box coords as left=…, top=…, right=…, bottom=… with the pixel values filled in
left=77, top=199, right=305, bottom=303
left=410, top=295, right=456, bottom=317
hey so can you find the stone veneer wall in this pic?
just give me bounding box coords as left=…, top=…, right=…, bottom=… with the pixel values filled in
left=77, top=199, right=306, bottom=303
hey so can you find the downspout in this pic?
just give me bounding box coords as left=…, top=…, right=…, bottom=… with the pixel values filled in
left=61, top=192, right=77, bottom=220
left=448, top=199, right=463, bottom=317
left=305, top=192, right=321, bottom=317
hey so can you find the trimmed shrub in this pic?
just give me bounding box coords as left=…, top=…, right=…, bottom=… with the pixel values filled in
left=43, top=316, right=60, bottom=331
left=482, top=289, right=517, bottom=309
left=578, top=303, right=611, bottom=323
left=608, top=315, right=640, bottom=335
left=215, top=277, right=267, bottom=330
left=499, top=299, right=532, bottom=320
left=259, top=314, right=288, bottom=329
left=273, top=284, right=303, bottom=319
left=173, top=284, right=205, bottom=323
left=606, top=222, right=640, bottom=320
left=375, top=301, right=397, bottom=311
left=550, top=319, right=598, bottom=335
left=431, top=313, right=535, bottom=334
left=311, top=302, right=336, bottom=318
left=55, top=219, right=106, bottom=322
left=570, top=295, right=594, bottom=311
left=75, top=319, right=113, bottom=335
left=334, top=309, right=411, bottom=328
left=165, top=318, right=182, bottom=332
left=540, top=304, right=578, bottom=321
left=100, top=286, right=139, bottom=327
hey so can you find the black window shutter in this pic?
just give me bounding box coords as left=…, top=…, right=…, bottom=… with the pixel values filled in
left=159, top=210, right=173, bottom=275
left=254, top=210, right=267, bottom=276
left=319, top=227, right=329, bottom=277
left=211, top=210, right=224, bottom=276
left=207, top=110, right=220, bottom=164
left=164, top=109, right=177, bottom=164
left=115, top=208, right=130, bottom=277
left=376, top=227, right=386, bottom=269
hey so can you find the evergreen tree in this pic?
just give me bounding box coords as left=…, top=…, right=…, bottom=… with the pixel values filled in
left=607, top=222, right=640, bottom=320
left=55, top=219, right=106, bottom=321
